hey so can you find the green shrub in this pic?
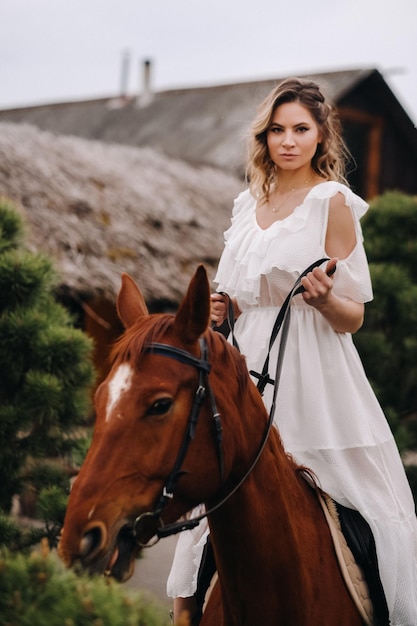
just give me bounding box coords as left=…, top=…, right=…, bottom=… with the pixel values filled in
left=0, top=546, right=170, bottom=626
left=357, top=192, right=417, bottom=451
left=0, top=197, right=95, bottom=538
left=0, top=511, right=45, bottom=553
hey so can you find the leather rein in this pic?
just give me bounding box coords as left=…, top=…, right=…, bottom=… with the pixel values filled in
left=132, top=258, right=332, bottom=547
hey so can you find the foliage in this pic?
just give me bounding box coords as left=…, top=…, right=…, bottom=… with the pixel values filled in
left=0, top=511, right=45, bottom=553
left=0, top=546, right=170, bottom=626
left=356, top=192, right=417, bottom=451
left=0, top=197, right=95, bottom=546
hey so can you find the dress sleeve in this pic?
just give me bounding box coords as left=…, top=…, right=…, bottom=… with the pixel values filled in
left=333, top=245, right=373, bottom=303
left=321, top=184, right=373, bottom=303
left=213, top=189, right=255, bottom=295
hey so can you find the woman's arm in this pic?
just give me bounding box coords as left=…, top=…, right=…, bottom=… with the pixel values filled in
left=300, top=193, right=364, bottom=333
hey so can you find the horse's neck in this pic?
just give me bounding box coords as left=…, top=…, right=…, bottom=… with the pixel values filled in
left=209, top=430, right=309, bottom=550
left=207, top=432, right=318, bottom=623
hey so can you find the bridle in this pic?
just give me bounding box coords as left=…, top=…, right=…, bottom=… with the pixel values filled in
left=131, top=257, right=332, bottom=547
left=132, top=331, right=279, bottom=547
left=132, top=337, right=226, bottom=545
left=130, top=305, right=283, bottom=547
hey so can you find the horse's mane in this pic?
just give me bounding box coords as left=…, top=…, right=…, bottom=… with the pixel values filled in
left=205, top=328, right=250, bottom=395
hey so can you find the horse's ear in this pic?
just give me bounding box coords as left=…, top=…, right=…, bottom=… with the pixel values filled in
left=174, top=265, right=210, bottom=344
left=117, top=273, right=149, bottom=328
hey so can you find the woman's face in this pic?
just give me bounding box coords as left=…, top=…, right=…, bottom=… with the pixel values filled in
left=266, top=101, right=321, bottom=173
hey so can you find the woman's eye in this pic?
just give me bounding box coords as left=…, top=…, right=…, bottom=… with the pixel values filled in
left=296, top=126, right=309, bottom=133
left=147, top=398, right=173, bottom=416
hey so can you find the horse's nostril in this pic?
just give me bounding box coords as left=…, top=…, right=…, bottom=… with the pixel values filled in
left=80, top=525, right=103, bottom=558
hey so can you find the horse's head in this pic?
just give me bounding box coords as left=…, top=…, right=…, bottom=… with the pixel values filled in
left=58, top=265, right=263, bottom=581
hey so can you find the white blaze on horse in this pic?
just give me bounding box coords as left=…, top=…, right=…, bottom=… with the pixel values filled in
left=58, top=265, right=366, bottom=626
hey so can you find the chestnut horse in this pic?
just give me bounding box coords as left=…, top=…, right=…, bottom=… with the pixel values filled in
left=59, top=265, right=363, bottom=626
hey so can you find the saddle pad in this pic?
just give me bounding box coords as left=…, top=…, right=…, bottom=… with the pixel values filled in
left=318, top=491, right=374, bottom=626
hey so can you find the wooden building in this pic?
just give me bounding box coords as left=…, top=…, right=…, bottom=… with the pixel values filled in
left=1, top=68, right=416, bottom=199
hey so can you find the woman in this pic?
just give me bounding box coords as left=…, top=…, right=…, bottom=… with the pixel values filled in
left=169, top=77, right=417, bottom=625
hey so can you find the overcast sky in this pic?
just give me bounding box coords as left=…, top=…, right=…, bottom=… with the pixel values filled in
left=1, top=0, right=417, bottom=124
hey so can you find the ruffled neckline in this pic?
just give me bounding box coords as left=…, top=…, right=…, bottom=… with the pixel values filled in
left=253, top=181, right=368, bottom=233
left=214, top=181, right=370, bottom=305
left=254, top=184, right=318, bottom=232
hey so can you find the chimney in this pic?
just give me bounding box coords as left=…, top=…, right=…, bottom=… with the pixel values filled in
left=137, top=58, right=154, bottom=108
left=119, top=49, right=131, bottom=99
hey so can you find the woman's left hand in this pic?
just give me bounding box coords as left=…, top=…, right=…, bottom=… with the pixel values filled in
left=300, top=258, right=337, bottom=308
left=300, top=257, right=364, bottom=333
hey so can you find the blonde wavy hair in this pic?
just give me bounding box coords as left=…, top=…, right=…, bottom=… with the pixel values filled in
left=247, top=77, right=351, bottom=204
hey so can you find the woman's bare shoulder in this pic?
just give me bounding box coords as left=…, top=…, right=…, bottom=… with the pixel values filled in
left=326, top=192, right=356, bottom=258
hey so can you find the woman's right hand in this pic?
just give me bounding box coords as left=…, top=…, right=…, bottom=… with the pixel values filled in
left=210, top=293, right=227, bottom=327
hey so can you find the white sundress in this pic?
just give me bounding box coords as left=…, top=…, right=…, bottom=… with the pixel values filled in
left=168, top=182, right=417, bottom=625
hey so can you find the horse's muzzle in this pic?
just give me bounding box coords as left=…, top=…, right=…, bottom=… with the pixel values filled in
left=59, top=521, right=141, bottom=582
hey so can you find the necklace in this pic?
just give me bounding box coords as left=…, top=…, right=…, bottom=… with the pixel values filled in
left=270, top=175, right=313, bottom=213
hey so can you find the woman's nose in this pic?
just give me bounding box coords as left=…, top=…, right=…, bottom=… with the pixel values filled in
left=282, top=132, right=295, bottom=147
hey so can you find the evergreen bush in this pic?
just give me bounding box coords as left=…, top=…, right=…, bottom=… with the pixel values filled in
left=0, top=546, right=170, bottom=626
left=0, top=197, right=95, bottom=548
left=358, top=261, right=417, bottom=416
left=357, top=191, right=417, bottom=452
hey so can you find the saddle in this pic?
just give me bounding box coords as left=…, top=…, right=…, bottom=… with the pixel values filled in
left=320, top=493, right=389, bottom=626
left=193, top=497, right=389, bottom=626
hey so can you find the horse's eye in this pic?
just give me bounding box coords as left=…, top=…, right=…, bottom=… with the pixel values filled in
left=148, top=398, right=173, bottom=416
